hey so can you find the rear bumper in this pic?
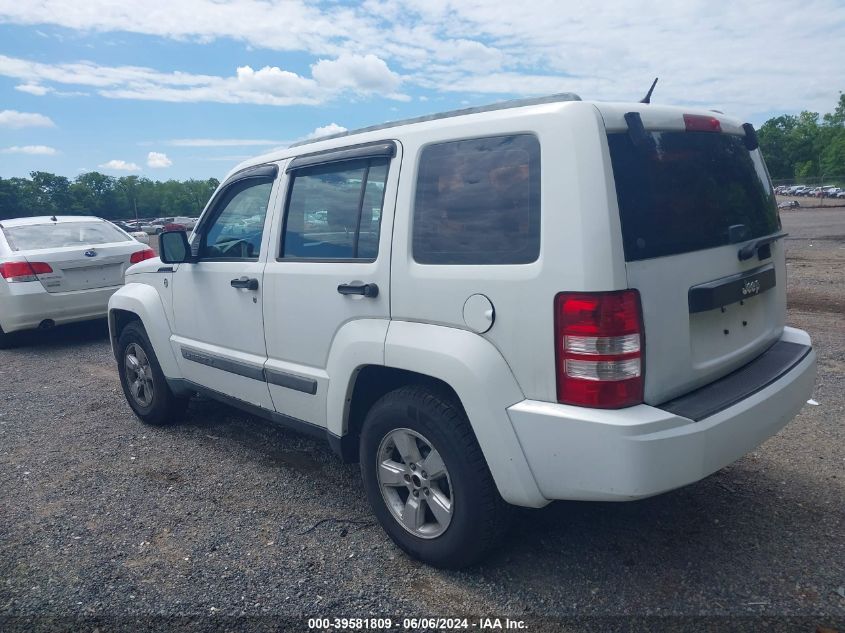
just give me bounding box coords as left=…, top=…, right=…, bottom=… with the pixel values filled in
left=508, top=327, right=816, bottom=502
left=0, top=282, right=119, bottom=333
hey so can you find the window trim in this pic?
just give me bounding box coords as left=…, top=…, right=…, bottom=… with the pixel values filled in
left=277, top=155, right=390, bottom=263
left=286, top=141, right=395, bottom=173
left=194, top=167, right=277, bottom=262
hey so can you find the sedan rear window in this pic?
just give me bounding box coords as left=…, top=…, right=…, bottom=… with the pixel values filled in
left=2, top=221, right=131, bottom=251
left=608, top=131, right=780, bottom=261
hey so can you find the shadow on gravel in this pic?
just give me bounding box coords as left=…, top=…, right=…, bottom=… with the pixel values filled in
left=1, top=319, right=110, bottom=350
left=482, top=467, right=840, bottom=607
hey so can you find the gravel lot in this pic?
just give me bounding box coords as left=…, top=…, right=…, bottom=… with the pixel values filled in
left=1, top=210, right=843, bottom=632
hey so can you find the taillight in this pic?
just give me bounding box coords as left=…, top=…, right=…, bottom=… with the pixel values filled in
left=130, top=248, right=155, bottom=264
left=554, top=290, right=645, bottom=408
left=0, top=261, right=53, bottom=282
left=684, top=114, right=721, bottom=132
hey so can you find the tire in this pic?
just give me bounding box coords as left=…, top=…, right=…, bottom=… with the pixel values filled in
left=117, top=321, right=188, bottom=425
left=359, top=385, right=511, bottom=568
left=0, top=325, right=13, bottom=350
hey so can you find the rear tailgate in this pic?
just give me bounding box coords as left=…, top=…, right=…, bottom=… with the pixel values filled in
left=599, top=105, right=785, bottom=404
left=27, top=243, right=141, bottom=292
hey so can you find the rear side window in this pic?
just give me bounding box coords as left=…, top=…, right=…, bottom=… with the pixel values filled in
left=608, top=131, right=780, bottom=261
left=282, top=158, right=389, bottom=260
left=413, top=134, right=541, bottom=265
left=2, top=221, right=131, bottom=251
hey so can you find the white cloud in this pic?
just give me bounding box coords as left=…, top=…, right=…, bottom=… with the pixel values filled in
left=311, top=53, right=401, bottom=95
left=166, top=138, right=287, bottom=147
left=0, top=109, right=55, bottom=128
left=0, top=53, right=402, bottom=106
left=307, top=123, right=347, bottom=139
left=1, top=145, right=58, bottom=155
left=15, top=83, right=51, bottom=95
left=146, top=151, right=172, bottom=168
left=0, top=1, right=843, bottom=120
left=99, top=159, right=140, bottom=171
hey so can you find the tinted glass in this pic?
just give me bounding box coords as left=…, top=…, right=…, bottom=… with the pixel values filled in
left=413, top=134, right=540, bottom=265
left=201, top=178, right=273, bottom=259
left=608, top=131, right=780, bottom=261
left=2, top=221, right=131, bottom=251
left=282, top=158, right=388, bottom=260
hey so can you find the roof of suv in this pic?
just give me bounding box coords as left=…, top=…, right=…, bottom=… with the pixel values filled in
left=228, top=94, right=746, bottom=181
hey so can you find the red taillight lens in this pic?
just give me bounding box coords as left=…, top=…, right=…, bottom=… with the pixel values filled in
left=684, top=114, right=721, bottom=132
left=0, top=261, right=52, bottom=282
left=130, top=248, right=155, bottom=264
left=554, top=290, right=644, bottom=408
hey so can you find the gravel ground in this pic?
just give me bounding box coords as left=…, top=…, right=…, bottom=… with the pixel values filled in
left=1, top=211, right=843, bottom=632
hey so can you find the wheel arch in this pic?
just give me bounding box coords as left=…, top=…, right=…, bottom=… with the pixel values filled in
left=108, top=283, right=181, bottom=379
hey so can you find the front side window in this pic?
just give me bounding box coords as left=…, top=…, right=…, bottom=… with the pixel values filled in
left=200, top=178, right=274, bottom=260
left=413, top=134, right=541, bottom=265
left=282, top=157, right=389, bottom=260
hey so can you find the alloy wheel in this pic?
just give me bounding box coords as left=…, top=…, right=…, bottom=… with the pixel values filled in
left=124, top=343, right=155, bottom=408
left=376, top=428, right=453, bottom=539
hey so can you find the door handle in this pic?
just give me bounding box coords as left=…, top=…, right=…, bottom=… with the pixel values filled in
left=231, top=276, right=259, bottom=290
left=337, top=282, right=379, bottom=298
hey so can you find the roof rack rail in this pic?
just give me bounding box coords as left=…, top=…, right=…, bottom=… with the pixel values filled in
left=289, top=92, right=582, bottom=148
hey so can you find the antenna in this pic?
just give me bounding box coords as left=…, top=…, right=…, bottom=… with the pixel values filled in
left=640, top=77, right=659, bottom=104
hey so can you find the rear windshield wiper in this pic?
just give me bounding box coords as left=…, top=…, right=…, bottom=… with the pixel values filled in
left=737, top=231, right=788, bottom=261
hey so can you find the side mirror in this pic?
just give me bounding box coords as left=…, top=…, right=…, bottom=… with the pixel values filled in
left=159, top=230, right=193, bottom=264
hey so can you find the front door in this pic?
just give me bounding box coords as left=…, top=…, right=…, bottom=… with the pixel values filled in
left=171, top=166, right=279, bottom=409
left=262, top=143, right=401, bottom=426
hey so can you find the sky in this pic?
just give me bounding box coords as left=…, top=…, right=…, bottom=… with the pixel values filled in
left=1, top=0, right=843, bottom=180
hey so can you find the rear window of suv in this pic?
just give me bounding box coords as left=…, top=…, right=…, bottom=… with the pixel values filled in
left=2, top=221, right=131, bottom=251
left=607, top=131, right=780, bottom=261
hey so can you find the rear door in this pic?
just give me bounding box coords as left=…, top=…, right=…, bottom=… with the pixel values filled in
left=1, top=220, right=142, bottom=293
left=261, top=142, right=399, bottom=426
left=602, top=108, right=785, bottom=404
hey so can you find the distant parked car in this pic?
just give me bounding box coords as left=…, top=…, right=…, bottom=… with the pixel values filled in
left=778, top=200, right=800, bottom=209
left=0, top=216, right=153, bottom=347
left=108, top=221, right=150, bottom=245
left=162, top=223, right=187, bottom=232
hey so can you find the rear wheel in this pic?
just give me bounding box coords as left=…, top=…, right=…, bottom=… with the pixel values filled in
left=360, top=385, right=511, bottom=568
left=117, top=321, right=188, bottom=425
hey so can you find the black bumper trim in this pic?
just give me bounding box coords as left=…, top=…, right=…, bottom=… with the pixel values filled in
left=660, top=341, right=811, bottom=421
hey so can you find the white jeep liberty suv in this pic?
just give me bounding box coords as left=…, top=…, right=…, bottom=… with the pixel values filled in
left=109, top=94, right=817, bottom=568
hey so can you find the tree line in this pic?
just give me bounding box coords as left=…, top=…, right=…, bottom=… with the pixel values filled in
left=758, top=93, right=845, bottom=184
left=0, top=173, right=220, bottom=221
left=1, top=94, right=843, bottom=221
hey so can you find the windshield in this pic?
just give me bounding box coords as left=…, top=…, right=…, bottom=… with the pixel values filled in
left=2, top=221, right=131, bottom=251
left=607, top=131, right=780, bottom=261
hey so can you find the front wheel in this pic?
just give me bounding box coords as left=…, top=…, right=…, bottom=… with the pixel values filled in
left=117, top=321, right=188, bottom=425
left=360, top=385, right=511, bottom=568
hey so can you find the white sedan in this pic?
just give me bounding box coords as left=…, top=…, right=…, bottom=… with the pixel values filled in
left=0, top=215, right=154, bottom=347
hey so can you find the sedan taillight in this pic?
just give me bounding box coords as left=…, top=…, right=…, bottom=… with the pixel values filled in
left=0, top=261, right=53, bottom=282
left=130, top=249, right=156, bottom=264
